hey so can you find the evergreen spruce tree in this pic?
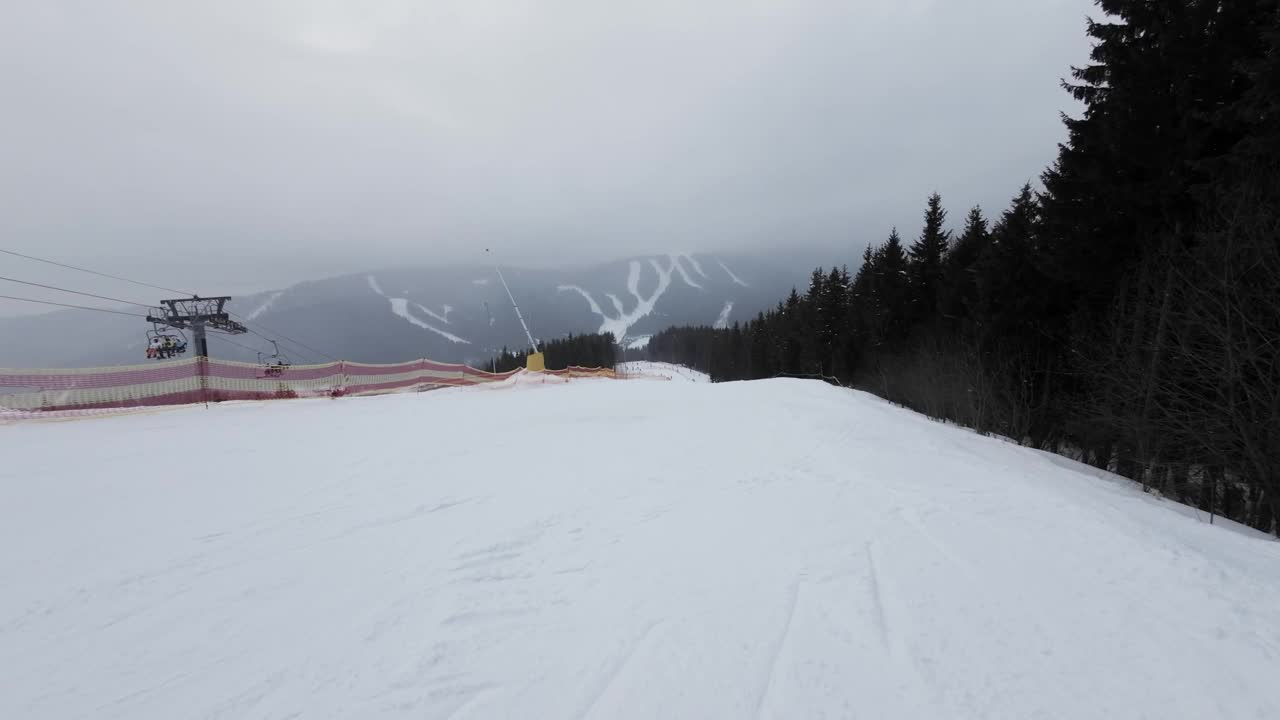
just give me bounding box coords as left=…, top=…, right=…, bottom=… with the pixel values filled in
left=851, top=245, right=873, bottom=301
left=974, top=184, right=1044, bottom=347
left=817, top=266, right=849, bottom=375
left=939, top=206, right=990, bottom=323
left=908, top=193, right=951, bottom=323
left=874, top=228, right=911, bottom=344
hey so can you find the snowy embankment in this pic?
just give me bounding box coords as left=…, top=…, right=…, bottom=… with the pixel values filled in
left=2, top=379, right=1279, bottom=719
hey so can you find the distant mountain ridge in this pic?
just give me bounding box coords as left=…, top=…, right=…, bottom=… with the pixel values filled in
left=0, top=251, right=817, bottom=368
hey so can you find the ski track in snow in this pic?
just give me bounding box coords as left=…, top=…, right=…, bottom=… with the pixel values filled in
left=368, top=274, right=470, bottom=344
left=864, top=541, right=892, bottom=653
left=714, top=301, right=734, bottom=329
left=245, top=291, right=284, bottom=322
left=755, top=579, right=802, bottom=717
left=718, top=260, right=749, bottom=287
left=4, top=380, right=1280, bottom=718
left=577, top=620, right=667, bottom=720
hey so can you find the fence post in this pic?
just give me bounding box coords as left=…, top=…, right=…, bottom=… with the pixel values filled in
left=197, top=356, right=209, bottom=408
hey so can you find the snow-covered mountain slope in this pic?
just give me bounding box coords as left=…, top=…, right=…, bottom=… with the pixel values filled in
left=3, top=379, right=1278, bottom=719
left=0, top=251, right=814, bottom=368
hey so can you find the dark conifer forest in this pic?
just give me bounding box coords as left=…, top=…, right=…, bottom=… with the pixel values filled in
left=491, top=332, right=618, bottom=373
left=647, top=1, right=1280, bottom=534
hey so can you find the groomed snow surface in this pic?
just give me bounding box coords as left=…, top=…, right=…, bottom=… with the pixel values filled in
left=3, top=377, right=1280, bottom=719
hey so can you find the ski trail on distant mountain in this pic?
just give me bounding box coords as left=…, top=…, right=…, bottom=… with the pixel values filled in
left=680, top=254, right=709, bottom=279
left=415, top=303, right=452, bottom=325
left=245, top=291, right=284, bottom=321
left=559, top=287, right=605, bottom=315
left=670, top=255, right=703, bottom=289
left=559, top=259, right=674, bottom=343
left=714, top=301, right=734, bottom=329
left=626, top=262, right=643, bottom=299
left=392, top=301, right=469, bottom=343
left=368, top=275, right=470, bottom=344
left=718, top=260, right=749, bottom=287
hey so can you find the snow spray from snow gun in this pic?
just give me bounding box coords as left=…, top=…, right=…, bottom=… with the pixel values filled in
left=485, top=249, right=544, bottom=372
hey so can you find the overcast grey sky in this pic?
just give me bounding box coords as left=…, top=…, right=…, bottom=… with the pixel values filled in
left=1, top=0, right=1097, bottom=311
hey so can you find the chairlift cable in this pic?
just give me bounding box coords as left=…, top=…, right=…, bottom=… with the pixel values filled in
left=209, top=334, right=266, bottom=355
left=0, top=275, right=152, bottom=308
left=228, top=313, right=337, bottom=362
left=0, top=248, right=195, bottom=296
left=0, top=294, right=149, bottom=318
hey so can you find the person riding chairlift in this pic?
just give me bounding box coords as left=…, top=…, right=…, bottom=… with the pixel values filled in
left=146, top=335, right=179, bottom=360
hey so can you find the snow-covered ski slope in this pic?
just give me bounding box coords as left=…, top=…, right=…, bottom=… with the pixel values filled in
left=618, top=360, right=710, bottom=383
left=3, top=378, right=1279, bottom=719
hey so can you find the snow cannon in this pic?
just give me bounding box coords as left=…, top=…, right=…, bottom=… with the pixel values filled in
left=525, top=352, right=546, bottom=372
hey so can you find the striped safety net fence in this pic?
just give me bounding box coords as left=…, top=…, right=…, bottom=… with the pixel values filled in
left=0, top=359, right=616, bottom=420
left=546, top=367, right=618, bottom=379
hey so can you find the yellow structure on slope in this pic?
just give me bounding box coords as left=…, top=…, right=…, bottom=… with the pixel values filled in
left=525, top=352, right=546, bottom=372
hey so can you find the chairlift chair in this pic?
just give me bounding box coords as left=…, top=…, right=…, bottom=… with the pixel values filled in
left=145, top=326, right=188, bottom=360
left=257, top=341, right=291, bottom=377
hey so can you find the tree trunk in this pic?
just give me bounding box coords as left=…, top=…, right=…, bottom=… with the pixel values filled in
left=1254, top=488, right=1274, bottom=535
left=1223, top=480, right=1242, bottom=523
